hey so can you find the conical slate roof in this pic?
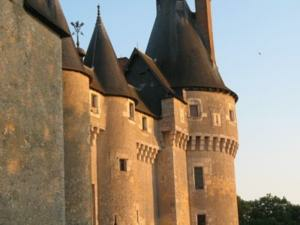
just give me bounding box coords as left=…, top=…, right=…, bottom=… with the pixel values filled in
left=62, top=36, right=91, bottom=78
left=146, top=0, right=237, bottom=100
left=84, top=7, right=132, bottom=99
left=24, top=0, right=70, bottom=37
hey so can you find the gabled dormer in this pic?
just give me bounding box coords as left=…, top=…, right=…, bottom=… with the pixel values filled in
left=126, top=49, right=183, bottom=117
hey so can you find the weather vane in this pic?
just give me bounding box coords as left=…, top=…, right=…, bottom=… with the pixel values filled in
left=71, top=21, right=84, bottom=48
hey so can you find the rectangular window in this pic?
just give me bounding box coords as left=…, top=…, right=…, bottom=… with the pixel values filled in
left=119, top=159, right=127, bottom=172
left=142, top=116, right=148, bottom=131
left=190, top=104, right=199, bottom=117
left=90, top=93, right=99, bottom=114
left=194, top=167, right=204, bottom=190
left=197, top=214, right=206, bottom=225
left=91, top=94, right=98, bottom=108
left=229, top=109, right=235, bottom=121
left=129, top=102, right=135, bottom=120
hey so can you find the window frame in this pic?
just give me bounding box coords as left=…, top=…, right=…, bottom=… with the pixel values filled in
left=229, top=109, right=235, bottom=122
left=142, top=116, right=148, bottom=131
left=197, top=214, right=206, bottom=225
left=188, top=99, right=203, bottom=119
left=119, top=159, right=128, bottom=172
left=189, top=104, right=199, bottom=117
left=129, top=101, right=135, bottom=120
left=90, top=91, right=100, bottom=115
left=194, top=167, right=204, bottom=190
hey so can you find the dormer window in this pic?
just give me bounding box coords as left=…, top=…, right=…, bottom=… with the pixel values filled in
left=90, top=92, right=99, bottom=114
left=142, top=116, right=148, bottom=131
left=129, top=102, right=135, bottom=120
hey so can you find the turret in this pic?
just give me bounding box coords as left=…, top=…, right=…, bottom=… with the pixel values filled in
left=84, top=6, right=138, bottom=225
left=147, top=1, right=240, bottom=225
left=62, top=32, right=93, bottom=225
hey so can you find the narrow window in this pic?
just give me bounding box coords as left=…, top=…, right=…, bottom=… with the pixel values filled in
left=136, top=210, right=140, bottom=223
left=204, top=136, right=210, bottom=150
left=197, top=214, right=206, bottom=225
left=91, top=94, right=98, bottom=108
left=189, top=104, right=199, bottom=117
left=129, top=102, right=135, bottom=120
left=119, top=159, right=127, bottom=172
left=142, top=116, right=148, bottom=131
left=194, top=167, right=204, bottom=190
left=91, top=94, right=99, bottom=114
left=114, top=215, right=118, bottom=225
left=229, top=109, right=235, bottom=121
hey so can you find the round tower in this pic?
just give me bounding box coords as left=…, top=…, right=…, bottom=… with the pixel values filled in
left=62, top=37, right=93, bottom=225
left=84, top=5, right=140, bottom=225
left=98, top=96, right=139, bottom=225
left=146, top=0, right=240, bottom=224
left=186, top=90, right=239, bottom=225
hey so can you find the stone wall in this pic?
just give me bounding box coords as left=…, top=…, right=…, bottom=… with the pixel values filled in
left=0, top=1, right=66, bottom=225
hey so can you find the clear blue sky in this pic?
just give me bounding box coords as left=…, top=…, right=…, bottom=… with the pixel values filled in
left=60, top=0, right=300, bottom=204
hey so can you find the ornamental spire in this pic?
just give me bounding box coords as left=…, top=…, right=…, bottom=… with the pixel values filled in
left=97, top=4, right=101, bottom=24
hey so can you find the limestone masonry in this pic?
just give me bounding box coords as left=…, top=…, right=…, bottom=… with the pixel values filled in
left=0, top=1, right=240, bottom=225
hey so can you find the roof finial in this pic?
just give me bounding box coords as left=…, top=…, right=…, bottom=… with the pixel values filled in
left=71, top=21, right=84, bottom=48
left=96, top=4, right=101, bottom=24
left=97, top=4, right=100, bottom=17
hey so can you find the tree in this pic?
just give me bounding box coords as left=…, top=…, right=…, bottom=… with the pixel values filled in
left=238, top=194, right=300, bottom=225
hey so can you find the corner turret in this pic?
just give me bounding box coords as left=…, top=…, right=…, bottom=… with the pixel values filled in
left=84, top=5, right=134, bottom=100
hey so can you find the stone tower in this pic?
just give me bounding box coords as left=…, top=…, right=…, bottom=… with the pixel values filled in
left=0, top=1, right=69, bottom=224
left=84, top=7, right=140, bottom=225
left=62, top=36, right=93, bottom=225
left=146, top=0, right=239, bottom=225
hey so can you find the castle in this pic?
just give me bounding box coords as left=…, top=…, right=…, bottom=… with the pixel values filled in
left=0, top=1, right=239, bottom=225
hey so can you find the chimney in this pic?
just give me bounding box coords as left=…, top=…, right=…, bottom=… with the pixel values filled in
left=195, top=0, right=215, bottom=63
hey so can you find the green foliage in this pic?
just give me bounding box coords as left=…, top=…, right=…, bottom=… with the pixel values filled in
left=238, top=194, right=300, bottom=225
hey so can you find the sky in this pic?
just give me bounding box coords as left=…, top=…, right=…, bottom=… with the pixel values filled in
left=60, top=0, right=300, bottom=204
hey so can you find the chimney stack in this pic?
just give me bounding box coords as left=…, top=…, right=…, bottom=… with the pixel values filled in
left=195, top=0, right=215, bottom=63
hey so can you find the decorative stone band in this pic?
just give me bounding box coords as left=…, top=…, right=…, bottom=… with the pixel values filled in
left=187, top=135, right=239, bottom=158
left=136, top=142, right=159, bottom=164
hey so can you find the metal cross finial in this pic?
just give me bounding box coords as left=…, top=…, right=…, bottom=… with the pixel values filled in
left=71, top=21, right=84, bottom=48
